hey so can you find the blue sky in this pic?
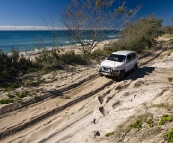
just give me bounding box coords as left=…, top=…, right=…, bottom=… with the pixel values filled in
left=0, top=0, right=173, bottom=30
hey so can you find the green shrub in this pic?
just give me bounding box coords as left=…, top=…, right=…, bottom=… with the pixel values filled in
left=117, top=15, right=163, bottom=53
left=119, top=37, right=155, bottom=53
left=0, top=49, right=38, bottom=87
left=6, top=93, right=15, bottom=98
left=164, top=128, right=173, bottom=143
left=168, top=77, right=173, bottom=82
left=15, top=91, right=28, bottom=98
left=34, top=95, right=41, bottom=101
left=35, top=49, right=86, bottom=70
left=92, top=46, right=116, bottom=57
left=59, top=51, right=86, bottom=65
left=5, top=82, right=19, bottom=91
left=0, top=98, right=14, bottom=104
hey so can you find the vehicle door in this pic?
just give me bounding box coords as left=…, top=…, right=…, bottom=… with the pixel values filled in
left=125, top=54, right=132, bottom=72
left=129, top=53, right=137, bottom=70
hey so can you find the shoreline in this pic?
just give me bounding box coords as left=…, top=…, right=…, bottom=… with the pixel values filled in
left=7, top=39, right=118, bottom=57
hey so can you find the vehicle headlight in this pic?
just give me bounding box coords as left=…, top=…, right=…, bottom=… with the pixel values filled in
left=98, top=64, right=101, bottom=70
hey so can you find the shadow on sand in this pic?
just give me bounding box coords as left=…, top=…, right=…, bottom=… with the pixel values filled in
left=125, top=66, right=155, bottom=81
left=106, top=66, right=155, bottom=81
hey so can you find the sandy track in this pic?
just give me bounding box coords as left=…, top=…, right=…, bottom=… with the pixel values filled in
left=0, top=73, right=114, bottom=141
left=0, top=41, right=173, bottom=143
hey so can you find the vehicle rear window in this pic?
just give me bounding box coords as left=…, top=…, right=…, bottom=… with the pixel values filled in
left=107, top=54, right=126, bottom=62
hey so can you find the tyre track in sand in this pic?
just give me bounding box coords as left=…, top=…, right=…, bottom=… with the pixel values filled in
left=0, top=75, right=115, bottom=141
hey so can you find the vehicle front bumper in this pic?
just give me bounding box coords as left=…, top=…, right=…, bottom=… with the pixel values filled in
left=99, top=70, right=120, bottom=77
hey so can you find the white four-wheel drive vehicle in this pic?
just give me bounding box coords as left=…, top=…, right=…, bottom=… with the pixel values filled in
left=98, top=50, right=138, bottom=81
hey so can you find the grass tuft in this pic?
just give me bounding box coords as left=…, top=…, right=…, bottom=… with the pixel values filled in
left=159, top=114, right=172, bottom=126
left=151, top=103, right=171, bottom=109
left=105, top=132, right=114, bottom=137
left=142, top=118, right=154, bottom=128
left=26, top=80, right=40, bottom=86
left=130, top=120, right=142, bottom=129
left=164, top=128, right=173, bottom=143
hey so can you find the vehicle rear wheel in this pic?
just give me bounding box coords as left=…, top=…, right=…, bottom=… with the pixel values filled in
left=117, top=70, right=125, bottom=81
left=133, top=64, right=137, bottom=72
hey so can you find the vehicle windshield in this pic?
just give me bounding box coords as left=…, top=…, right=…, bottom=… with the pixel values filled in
left=107, top=54, right=126, bottom=62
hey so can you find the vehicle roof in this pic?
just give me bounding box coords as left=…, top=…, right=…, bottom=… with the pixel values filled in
left=112, top=50, right=136, bottom=55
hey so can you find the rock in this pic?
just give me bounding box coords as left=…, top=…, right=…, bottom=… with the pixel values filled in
left=94, top=131, right=100, bottom=137
left=93, top=118, right=97, bottom=124
left=99, top=106, right=105, bottom=116
left=98, top=96, right=103, bottom=104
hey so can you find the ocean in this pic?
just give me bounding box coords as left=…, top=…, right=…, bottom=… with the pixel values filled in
left=0, top=30, right=119, bottom=53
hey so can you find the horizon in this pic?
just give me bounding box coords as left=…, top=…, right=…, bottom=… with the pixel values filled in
left=0, top=25, right=65, bottom=31
left=0, top=26, right=124, bottom=31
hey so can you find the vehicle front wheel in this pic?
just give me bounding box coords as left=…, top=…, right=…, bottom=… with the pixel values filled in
left=117, top=70, right=125, bottom=81
left=99, top=72, right=103, bottom=77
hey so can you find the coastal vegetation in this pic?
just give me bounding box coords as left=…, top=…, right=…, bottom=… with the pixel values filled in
left=116, top=15, right=163, bottom=53
left=0, top=49, right=83, bottom=104
left=0, top=47, right=88, bottom=105
left=35, top=48, right=86, bottom=70
left=0, top=49, right=37, bottom=87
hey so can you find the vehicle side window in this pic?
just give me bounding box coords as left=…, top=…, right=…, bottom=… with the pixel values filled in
left=135, top=53, right=137, bottom=59
left=127, top=55, right=131, bottom=61
left=130, top=53, right=136, bottom=60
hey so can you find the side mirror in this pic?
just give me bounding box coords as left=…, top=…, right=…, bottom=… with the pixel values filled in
left=126, top=59, right=130, bottom=63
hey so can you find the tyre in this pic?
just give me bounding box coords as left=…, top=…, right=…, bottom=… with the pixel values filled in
left=133, top=64, right=137, bottom=72
left=99, top=72, right=103, bottom=77
left=117, top=70, right=125, bottom=81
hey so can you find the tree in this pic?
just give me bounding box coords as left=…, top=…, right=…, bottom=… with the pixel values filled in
left=117, top=15, right=163, bottom=51
left=61, top=0, right=141, bottom=54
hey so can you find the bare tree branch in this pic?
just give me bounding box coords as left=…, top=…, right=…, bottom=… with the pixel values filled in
left=60, top=0, right=141, bottom=54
